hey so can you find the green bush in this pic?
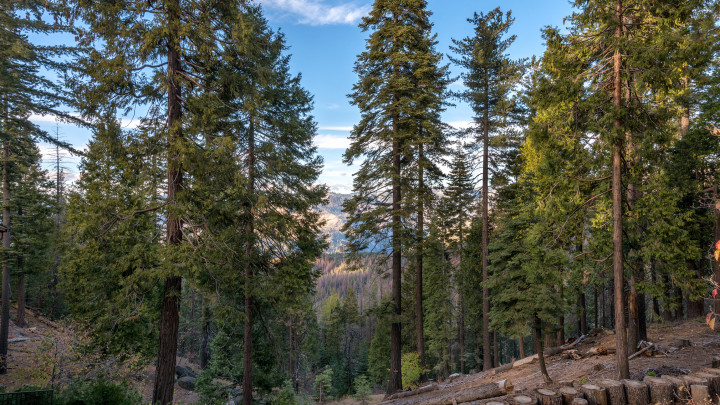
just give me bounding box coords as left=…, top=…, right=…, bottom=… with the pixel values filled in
left=272, top=380, right=297, bottom=405
left=56, top=379, right=141, bottom=405
left=353, top=375, right=372, bottom=404
left=401, top=352, right=424, bottom=390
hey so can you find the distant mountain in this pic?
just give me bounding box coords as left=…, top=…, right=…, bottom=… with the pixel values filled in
left=317, top=192, right=351, bottom=253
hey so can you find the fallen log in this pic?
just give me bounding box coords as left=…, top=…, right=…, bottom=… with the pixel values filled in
left=401, top=380, right=514, bottom=405
left=492, top=363, right=514, bottom=376
left=571, top=399, right=588, bottom=405
left=534, top=388, right=562, bottom=405
left=642, top=376, right=673, bottom=405
left=386, top=383, right=439, bottom=401
left=622, top=379, right=649, bottom=405
left=628, top=344, right=654, bottom=360
left=597, top=380, right=625, bottom=405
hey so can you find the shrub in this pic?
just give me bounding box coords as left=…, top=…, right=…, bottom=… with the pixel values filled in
left=272, top=380, right=297, bottom=405
left=56, top=379, right=141, bottom=405
left=353, top=375, right=372, bottom=404
left=401, top=352, right=424, bottom=390
left=314, top=368, right=334, bottom=403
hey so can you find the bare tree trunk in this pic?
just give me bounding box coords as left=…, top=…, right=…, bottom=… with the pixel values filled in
left=612, top=0, right=629, bottom=379
left=579, top=291, right=587, bottom=335
left=493, top=330, right=499, bottom=367
left=518, top=337, right=525, bottom=359
left=534, top=314, right=552, bottom=384
left=0, top=138, right=10, bottom=375
left=594, top=286, right=599, bottom=329
left=482, top=74, right=491, bottom=372
left=459, top=301, right=465, bottom=373
left=16, top=273, right=24, bottom=328
left=200, top=298, right=209, bottom=370
left=153, top=5, right=183, bottom=401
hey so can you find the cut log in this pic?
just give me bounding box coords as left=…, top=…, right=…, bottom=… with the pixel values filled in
left=558, top=387, right=584, bottom=405
left=597, top=380, right=626, bottom=405
left=586, top=347, right=609, bottom=356
left=694, top=373, right=720, bottom=400
left=622, top=379, right=649, bottom=405
left=661, top=375, right=690, bottom=404
left=386, top=383, right=439, bottom=400
left=485, top=401, right=510, bottom=405
left=493, top=363, right=514, bottom=375
left=642, top=376, right=673, bottom=405
left=684, top=376, right=714, bottom=401
left=513, top=395, right=537, bottom=405
left=534, top=388, right=563, bottom=405
left=513, top=355, right=539, bottom=368
left=712, top=356, right=720, bottom=369
left=580, top=384, right=608, bottom=405
left=571, top=399, right=588, bottom=405
left=433, top=380, right=514, bottom=405
left=628, top=344, right=653, bottom=360
left=673, top=338, right=691, bottom=348
left=691, top=385, right=712, bottom=404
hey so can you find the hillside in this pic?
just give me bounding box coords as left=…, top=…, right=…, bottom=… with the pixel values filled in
left=318, top=192, right=351, bottom=253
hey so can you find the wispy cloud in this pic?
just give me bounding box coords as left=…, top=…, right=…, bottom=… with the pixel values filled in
left=448, top=120, right=473, bottom=130
left=259, top=0, right=370, bottom=25
left=315, top=134, right=351, bottom=149
left=29, top=113, right=141, bottom=129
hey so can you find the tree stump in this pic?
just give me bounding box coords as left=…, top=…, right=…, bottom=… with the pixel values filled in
left=661, top=375, right=690, bottom=404
left=642, top=376, right=674, bottom=405
left=695, top=373, right=720, bottom=400
left=572, top=399, right=588, bottom=405
left=673, top=338, right=690, bottom=348
left=486, top=401, right=510, bottom=405
left=623, top=379, right=649, bottom=405
left=513, top=395, right=537, bottom=405
left=597, top=380, right=626, bottom=405
left=535, top=388, right=563, bottom=405
left=690, top=385, right=712, bottom=404
left=580, top=384, right=608, bottom=405
left=712, top=356, right=720, bottom=369
left=558, top=387, right=584, bottom=405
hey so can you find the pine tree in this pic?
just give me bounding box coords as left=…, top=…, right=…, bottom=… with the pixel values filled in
left=0, top=0, right=76, bottom=373
left=344, top=0, right=443, bottom=393
left=449, top=7, right=526, bottom=371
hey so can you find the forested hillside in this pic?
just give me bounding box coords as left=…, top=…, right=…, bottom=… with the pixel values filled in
left=2, top=0, right=720, bottom=404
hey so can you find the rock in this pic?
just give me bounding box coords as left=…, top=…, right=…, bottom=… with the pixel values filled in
left=175, top=364, right=196, bottom=379
left=178, top=376, right=196, bottom=391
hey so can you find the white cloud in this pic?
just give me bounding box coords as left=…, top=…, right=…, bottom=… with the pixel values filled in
left=315, top=134, right=351, bottom=149
left=29, top=113, right=141, bottom=129
left=259, top=0, right=370, bottom=25
left=319, top=125, right=353, bottom=131
left=448, top=120, right=473, bottom=130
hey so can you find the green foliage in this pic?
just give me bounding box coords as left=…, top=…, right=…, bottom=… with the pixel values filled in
left=314, top=368, right=334, bottom=403
left=401, top=352, right=423, bottom=390
left=271, top=380, right=297, bottom=405
left=353, top=375, right=373, bottom=404
left=56, top=379, right=142, bottom=405
left=367, top=301, right=392, bottom=385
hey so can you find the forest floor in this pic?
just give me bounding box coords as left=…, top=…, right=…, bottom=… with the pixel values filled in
left=382, top=318, right=719, bottom=404
left=0, top=310, right=716, bottom=404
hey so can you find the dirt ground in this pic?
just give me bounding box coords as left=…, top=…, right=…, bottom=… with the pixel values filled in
left=386, top=319, right=720, bottom=404
left=0, top=311, right=717, bottom=404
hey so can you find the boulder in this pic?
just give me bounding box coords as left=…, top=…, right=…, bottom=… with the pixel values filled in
left=175, top=364, right=196, bottom=379
left=178, top=376, right=196, bottom=391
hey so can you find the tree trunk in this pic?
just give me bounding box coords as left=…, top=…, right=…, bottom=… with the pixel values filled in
left=481, top=73, right=492, bottom=372
left=153, top=10, right=183, bottom=401
left=533, top=314, right=552, bottom=384
left=494, top=330, right=500, bottom=367
left=579, top=291, right=587, bottom=335
left=200, top=299, right=209, bottom=370
left=518, top=337, right=525, bottom=359
left=628, top=273, right=639, bottom=353
left=593, top=287, right=598, bottom=329
left=242, top=117, right=256, bottom=405
left=612, top=0, right=629, bottom=380
left=16, top=273, right=24, bottom=328
left=557, top=315, right=565, bottom=346
left=416, top=142, right=425, bottom=372
left=580, top=384, right=608, bottom=405
left=0, top=138, right=10, bottom=375
left=662, top=275, right=673, bottom=322
left=535, top=389, right=563, bottom=405
left=459, top=300, right=465, bottom=374
left=598, top=380, right=625, bottom=405
left=686, top=260, right=704, bottom=319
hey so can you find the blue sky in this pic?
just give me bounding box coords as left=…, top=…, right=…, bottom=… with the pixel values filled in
left=34, top=0, right=574, bottom=192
